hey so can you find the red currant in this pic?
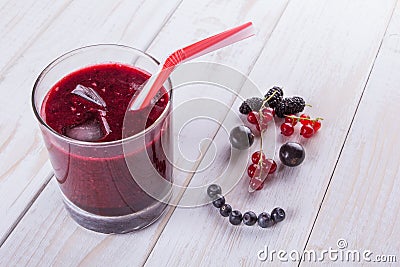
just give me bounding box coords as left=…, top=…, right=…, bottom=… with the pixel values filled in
left=299, top=114, right=311, bottom=125
left=268, top=159, right=277, bottom=174
left=300, top=124, right=314, bottom=138
left=250, top=178, right=263, bottom=191
left=280, top=122, right=294, bottom=136
left=262, top=107, right=274, bottom=115
left=312, top=120, right=322, bottom=132
left=261, top=122, right=269, bottom=131
left=261, top=108, right=274, bottom=123
left=261, top=114, right=273, bottom=125
left=251, top=151, right=266, bottom=164
left=256, top=182, right=264, bottom=190
left=247, top=111, right=259, bottom=125
left=247, top=164, right=259, bottom=178
left=285, top=115, right=298, bottom=126
left=259, top=159, right=271, bottom=172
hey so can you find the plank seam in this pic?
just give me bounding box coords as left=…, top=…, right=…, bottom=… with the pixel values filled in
left=118, top=0, right=147, bottom=41
left=297, top=2, right=398, bottom=266
left=142, top=0, right=184, bottom=53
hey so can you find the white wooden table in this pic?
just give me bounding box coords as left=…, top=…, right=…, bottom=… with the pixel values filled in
left=1, top=0, right=400, bottom=266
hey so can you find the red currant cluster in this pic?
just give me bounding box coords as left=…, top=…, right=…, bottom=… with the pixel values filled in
left=247, top=151, right=277, bottom=190
left=246, top=107, right=274, bottom=132
left=281, top=114, right=322, bottom=138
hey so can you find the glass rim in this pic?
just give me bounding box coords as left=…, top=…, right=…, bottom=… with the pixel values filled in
left=31, top=43, right=172, bottom=147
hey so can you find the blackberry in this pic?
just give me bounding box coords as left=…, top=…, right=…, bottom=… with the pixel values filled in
left=274, top=96, right=305, bottom=118
left=239, top=97, right=263, bottom=114
left=291, top=96, right=306, bottom=112
left=239, top=102, right=251, bottom=114
left=264, top=86, right=284, bottom=108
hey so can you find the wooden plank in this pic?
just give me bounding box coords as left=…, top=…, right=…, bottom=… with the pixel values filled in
left=0, top=180, right=177, bottom=266
left=0, top=0, right=289, bottom=265
left=0, top=0, right=182, bottom=244
left=143, top=0, right=397, bottom=266
left=303, top=2, right=400, bottom=265
left=0, top=0, right=73, bottom=75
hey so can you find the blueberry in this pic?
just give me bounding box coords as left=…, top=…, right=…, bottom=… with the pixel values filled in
left=242, top=211, right=258, bottom=226
left=207, top=184, right=222, bottom=198
left=220, top=204, right=232, bottom=217
left=271, top=207, right=286, bottom=223
left=212, top=194, right=225, bottom=208
left=279, top=142, right=305, bottom=167
left=229, top=210, right=243, bottom=225
left=229, top=125, right=254, bottom=150
left=258, top=212, right=274, bottom=228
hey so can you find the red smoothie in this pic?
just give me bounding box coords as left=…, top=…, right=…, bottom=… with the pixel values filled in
left=41, top=63, right=172, bottom=217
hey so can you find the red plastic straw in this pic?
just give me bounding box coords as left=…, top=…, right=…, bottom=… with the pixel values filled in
left=129, top=22, right=255, bottom=110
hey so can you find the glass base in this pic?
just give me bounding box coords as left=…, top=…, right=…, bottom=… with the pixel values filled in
left=61, top=191, right=170, bottom=234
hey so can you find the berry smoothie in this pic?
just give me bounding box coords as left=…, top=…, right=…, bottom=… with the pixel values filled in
left=41, top=63, right=172, bottom=217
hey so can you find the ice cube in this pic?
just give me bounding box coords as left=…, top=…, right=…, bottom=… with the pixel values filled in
left=64, top=117, right=108, bottom=142
left=71, top=84, right=106, bottom=107
left=99, top=110, right=112, bottom=136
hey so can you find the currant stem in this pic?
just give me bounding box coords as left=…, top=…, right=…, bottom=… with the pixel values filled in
left=285, top=115, right=324, bottom=122
left=255, top=90, right=279, bottom=179
left=263, top=90, right=278, bottom=105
